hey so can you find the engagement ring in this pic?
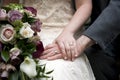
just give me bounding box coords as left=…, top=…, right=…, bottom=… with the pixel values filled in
left=69, top=42, right=74, bottom=46
left=54, top=50, right=58, bottom=54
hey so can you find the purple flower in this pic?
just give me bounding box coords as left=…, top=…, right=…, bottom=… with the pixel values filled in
left=0, top=9, right=7, bottom=20
left=31, top=19, right=42, bottom=32
left=24, top=7, right=37, bottom=16
left=10, top=57, right=22, bottom=66
left=32, top=41, right=44, bottom=58
left=8, top=10, right=23, bottom=22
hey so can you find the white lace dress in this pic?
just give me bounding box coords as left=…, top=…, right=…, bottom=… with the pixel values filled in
left=24, top=0, right=95, bottom=80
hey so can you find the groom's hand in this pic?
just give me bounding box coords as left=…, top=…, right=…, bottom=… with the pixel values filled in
left=75, top=35, right=95, bottom=57
left=40, top=43, right=63, bottom=60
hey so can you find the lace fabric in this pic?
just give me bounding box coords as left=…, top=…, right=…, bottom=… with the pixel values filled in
left=24, top=0, right=75, bottom=27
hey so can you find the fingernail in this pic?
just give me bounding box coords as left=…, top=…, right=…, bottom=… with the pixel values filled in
left=47, top=57, right=50, bottom=60
left=64, top=57, right=67, bottom=60
left=75, top=54, right=78, bottom=57
left=72, top=58, right=75, bottom=61
left=39, top=57, right=43, bottom=59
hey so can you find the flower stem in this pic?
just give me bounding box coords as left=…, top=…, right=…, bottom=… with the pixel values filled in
left=21, top=71, right=26, bottom=80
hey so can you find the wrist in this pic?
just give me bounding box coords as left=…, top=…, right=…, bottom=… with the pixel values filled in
left=62, top=28, right=74, bottom=35
left=77, top=35, right=95, bottom=48
left=63, top=24, right=77, bottom=34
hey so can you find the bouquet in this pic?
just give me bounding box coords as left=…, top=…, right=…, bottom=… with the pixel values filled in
left=0, top=3, right=53, bottom=80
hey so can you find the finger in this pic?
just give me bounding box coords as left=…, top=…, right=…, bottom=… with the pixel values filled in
left=57, top=41, right=67, bottom=60
left=41, top=47, right=60, bottom=59
left=47, top=54, right=63, bottom=60
left=71, top=45, right=77, bottom=61
left=75, top=47, right=83, bottom=58
left=52, top=40, right=56, bottom=44
left=74, top=47, right=79, bottom=58
left=64, top=42, right=72, bottom=61
left=70, top=42, right=77, bottom=61
left=43, top=48, right=53, bottom=55
left=40, top=51, right=55, bottom=59
left=44, top=44, right=59, bottom=54
left=74, top=44, right=83, bottom=58
left=44, top=44, right=56, bottom=50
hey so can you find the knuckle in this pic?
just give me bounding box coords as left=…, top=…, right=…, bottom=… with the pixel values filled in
left=66, top=47, right=70, bottom=51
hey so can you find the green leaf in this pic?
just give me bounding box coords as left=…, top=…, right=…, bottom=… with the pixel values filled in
left=1, top=51, right=10, bottom=62
left=19, top=71, right=31, bottom=80
left=27, top=17, right=36, bottom=23
left=22, top=12, right=29, bottom=22
left=22, top=12, right=36, bottom=23
left=40, top=74, right=50, bottom=78
left=26, top=43, right=36, bottom=53
left=16, top=39, right=36, bottom=54
left=51, top=77, right=54, bottom=80
left=2, top=7, right=11, bottom=12
left=9, top=71, right=19, bottom=80
left=12, top=20, right=23, bottom=29
left=6, top=3, right=23, bottom=10
left=20, top=71, right=26, bottom=80
left=42, top=65, right=46, bottom=73
left=46, top=70, right=54, bottom=74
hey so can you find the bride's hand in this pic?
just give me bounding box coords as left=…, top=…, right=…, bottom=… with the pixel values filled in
left=55, top=30, right=78, bottom=61
left=40, top=44, right=63, bottom=60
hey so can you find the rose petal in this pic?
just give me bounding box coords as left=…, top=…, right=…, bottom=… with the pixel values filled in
left=24, top=7, right=37, bottom=16
left=32, top=41, right=44, bottom=58
left=31, top=19, right=42, bottom=32
left=8, top=10, right=23, bottom=22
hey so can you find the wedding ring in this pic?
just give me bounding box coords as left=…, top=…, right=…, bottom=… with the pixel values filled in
left=69, top=42, right=74, bottom=46
left=54, top=50, right=58, bottom=54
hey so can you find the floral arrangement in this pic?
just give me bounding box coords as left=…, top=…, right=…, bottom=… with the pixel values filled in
left=0, top=3, right=53, bottom=80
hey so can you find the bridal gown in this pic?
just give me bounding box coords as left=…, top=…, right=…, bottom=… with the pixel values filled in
left=24, top=0, right=95, bottom=80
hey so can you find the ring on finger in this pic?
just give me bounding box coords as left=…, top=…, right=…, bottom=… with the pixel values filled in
left=54, top=50, right=59, bottom=54
left=69, top=42, right=74, bottom=46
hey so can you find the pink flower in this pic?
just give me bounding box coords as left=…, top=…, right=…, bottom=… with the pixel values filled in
left=0, top=9, right=7, bottom=20
left=0, top=24, right=15, bottom=43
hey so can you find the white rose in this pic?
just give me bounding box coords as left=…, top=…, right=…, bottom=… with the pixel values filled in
left=20, top=57, right=37, bottom=78
left=20, top=23, right=34, bottom=38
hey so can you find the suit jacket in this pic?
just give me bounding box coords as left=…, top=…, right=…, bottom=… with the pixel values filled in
left=82, top=0, right=120, bottom=57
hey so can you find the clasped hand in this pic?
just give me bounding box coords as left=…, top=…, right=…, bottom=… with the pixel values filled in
left=40, top=31, right=79, bottom=61
left=40, top=35, right=94, bottom=61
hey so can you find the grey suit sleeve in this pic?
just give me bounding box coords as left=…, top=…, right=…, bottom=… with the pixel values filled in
left=83, top=0, right=120, bottom=50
